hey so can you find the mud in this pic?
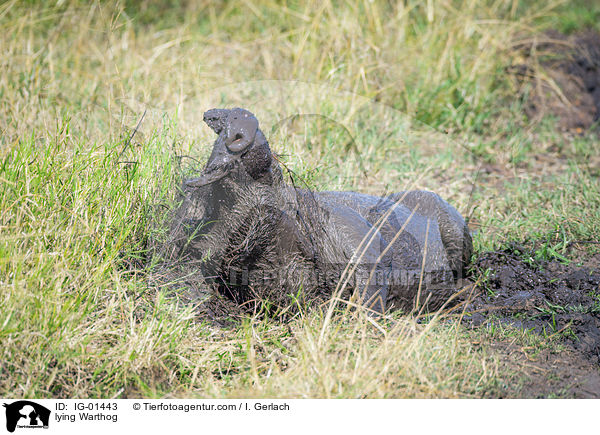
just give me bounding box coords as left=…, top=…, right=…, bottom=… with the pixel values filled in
left=484, top=341, right=600, bottom=398
left=465, top=243, right=600, bottom=366
left=512, top=30, right=600, bottom=131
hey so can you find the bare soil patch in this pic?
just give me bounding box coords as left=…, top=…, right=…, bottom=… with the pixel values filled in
left=512, top=30, right=600, bottom=131
left=463, top=243, right=600, bottom=397
left=468, top=243, right=600, bottom=362
left=485, top=341, right=600, bottom=398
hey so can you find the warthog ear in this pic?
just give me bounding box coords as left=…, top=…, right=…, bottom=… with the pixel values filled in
left=224, top=108, right=259, bottom=153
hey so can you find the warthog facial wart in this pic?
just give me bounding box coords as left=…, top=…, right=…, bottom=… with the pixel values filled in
left=169, top=108, right=473, bottom=314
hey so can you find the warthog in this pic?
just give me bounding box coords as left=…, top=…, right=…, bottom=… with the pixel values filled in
left=169, top=108, right=472, bottom=314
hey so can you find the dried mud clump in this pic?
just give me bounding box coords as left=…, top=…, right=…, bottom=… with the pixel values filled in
left=466, top=243, right=600, bottom=364
left=511, top=30, right=600, bottom=131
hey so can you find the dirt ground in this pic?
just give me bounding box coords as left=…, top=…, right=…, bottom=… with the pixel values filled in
left=464, top=243, right=600, bottom=397
left=483, top=341, right=600, bottom=398
left=512, top=30, right=600, bottom=131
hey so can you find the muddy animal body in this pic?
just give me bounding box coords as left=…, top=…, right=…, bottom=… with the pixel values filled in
left=171, top=108, right=472, bottom=313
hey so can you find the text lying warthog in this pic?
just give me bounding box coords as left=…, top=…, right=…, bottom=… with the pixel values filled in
left=165, top=108, right=473, bottom=314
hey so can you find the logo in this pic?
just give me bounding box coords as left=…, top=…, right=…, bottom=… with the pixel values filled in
left=2, top=401, right=50, bottom=433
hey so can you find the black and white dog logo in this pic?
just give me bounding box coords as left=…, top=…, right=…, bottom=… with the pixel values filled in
left=3, top=401, right=50, bottom=433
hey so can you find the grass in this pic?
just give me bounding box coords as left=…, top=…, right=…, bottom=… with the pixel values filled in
left=542, top=0, right=600, bottom=34
left=1, top=0, right=599, bottom=398
left=0, top=128, right=497, bottom=398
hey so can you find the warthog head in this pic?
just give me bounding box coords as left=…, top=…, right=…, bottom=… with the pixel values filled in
left=185, top=108, right=265, bottom=187
left=173, top=108, right=282, bottom=250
